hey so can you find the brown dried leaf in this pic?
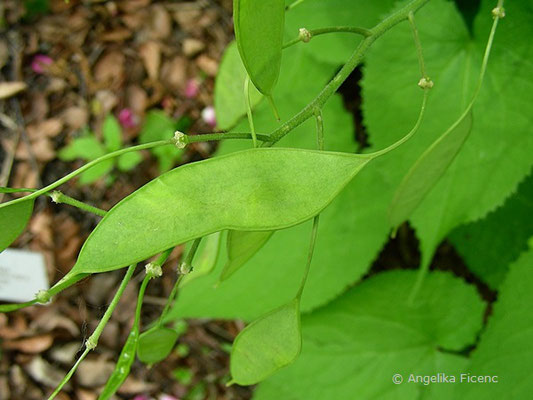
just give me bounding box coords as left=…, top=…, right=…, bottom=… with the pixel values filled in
left=161, top=56, right=187, bottom=91
left=75, top=358, right=115, bottom=387
left=3, top=334, right=54, bottom=353
left=93, top=51, right=125, bottom=85
left=182, top=38, right=205, bottom=58
left=25, top=356, right=68, bottom=388
left=62, top=106, right=89, bottom=131
left=196, top=54, right=218, bottom=77
left=139, top=40, right=161, bottom=81
left=148, top=5, right=172, bottom=39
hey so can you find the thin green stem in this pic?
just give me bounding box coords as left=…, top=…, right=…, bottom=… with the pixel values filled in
left=314, top=108, right=324, bottom=151
left=0, top=187, right=37, bottom=194
left=408, top=0, right=504, bottom=304
left=286, top=0, right=305, bottom=11
left=0, top=273, right=89, bottom=313
left=50, top=191, right=107, bottom=217
left=185, top=132, right=271, bottom=143
left=265, top=0, right=430, bottom=146
left=159, top=237, right=202, bottom=324
left=47, top=265, right=135, bottom=400
left=87, top=265, right=136, bottom=348
left=296, top=215, right=320, bottom=299
left=366, top=89, right=429, bottom=159
left=154, top=247, right=174, bottom=267
left=244, top=75, right=258, bottom=148
left=266, top=95, right=281, bottom=121
left=47, top=347, right=90, bottom=400
left=158, top=275, right=184, bottom=326
left=0, top=140, right=172, bottom=210
left=408, top=12, right=427, bottom=78
left=183, top=237, right=202, bottom=266
left=136, top=275, right=151, bottom=325
left=283, top=26, right=373, bottom=49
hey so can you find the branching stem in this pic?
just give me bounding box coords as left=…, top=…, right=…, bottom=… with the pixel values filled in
left=283, top=26, right=372, bottom=49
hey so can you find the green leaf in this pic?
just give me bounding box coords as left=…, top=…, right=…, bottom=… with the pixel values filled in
left=219, top=230, right=274, bottom=282
left=363, top=0, right=533, bottom=270
left=102, top=114, right=122, bottom=152
left=233, top=0, right=285, bottom=95
left=180, top=232, right=222, bottom=287
left=79, top=160, right=114, bottom=185
left=389, top=111, right=473, bottom=230
left=117, top=151, right=142, bottom=172
left=58, top=135, right=112, bottom=184
left=214, top=41, right=263, bottom=130
left=58, top=135, right=106, bottom=161
left=137, top=326, right=179, bottom=365
left=230, top=298, right=300, bottom=386
left=71, top=148, right=370, bottom=274
left=140, top=110, right=182, bottom=172
left=449, top=172, right=533, bottom=289
left=174, top=43, right=395, bottom=320
left=455, top=249, right=533, bottom=399
left=254, top=270, right=485, bottom=400
left=0, top=199, right=34, bottom=252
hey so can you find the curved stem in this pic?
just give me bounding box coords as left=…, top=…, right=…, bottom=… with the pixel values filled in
left=286, top=0, right=305, bottom=11
left=47, top=347, right=90, bottom=400
left=408, top=0, right=504, bottom=304
left=408, top=12, right=427, bottom=79
left=0, top=140, right=172, bottom=210
left=283, top=26, right=372, bottom=49
left=185, top=132, right=271, bottom=143
left=159, top=237, right=202, bottom=325
left=47, top=265, right=136, bottom=400
left=366, top=89, right=429, bottom=159
left=244, top=75, right=257, bottom=148
left=296, top=215, right=320, bottom=299
left=265, top=0, right=430, bottom=146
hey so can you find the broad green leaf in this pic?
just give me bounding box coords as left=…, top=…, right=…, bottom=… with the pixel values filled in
left=174, top=37, right=393, bottom=320
left=219, top=230, right=274, bottom=282
left=181, top=232, right=222, bottom=287
left=117, top=151, right=142, bottom=172
left=71, top=148, right=370, bottom=274
left=389, top=111, right=473, bottom=230
left=0, top=199, right=34, bottom=252
left=233, top=0, right=285, bottom=95
left=254, top=270, right=485, bottom=400
left=102, top=114, right=122, bottom=152
left=231, top=298, right=300, bottom=386
left=363, top=0, right=533, bottom=272
left=139, top=110, right=183, bottom=172
left=137, top=326, right=179, bottom=364
left=449, top=172, right=533, bottom=289
left=454, top=249, right=533, bottom=399
left=58, top=135, right=106, bottom=161
left=214, top=41, right=263, bottom=130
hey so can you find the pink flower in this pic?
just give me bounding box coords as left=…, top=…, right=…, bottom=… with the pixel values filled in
left=201, top=106, right=216, bottom=128
left=118, top=108, right=138, bottom=129
left=184, top=79, right=199, bottom=99
left=31, top=54, right=53, bottom=74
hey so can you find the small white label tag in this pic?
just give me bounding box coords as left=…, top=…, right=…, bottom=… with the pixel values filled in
left=0, top=248, right=49, bottom=302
